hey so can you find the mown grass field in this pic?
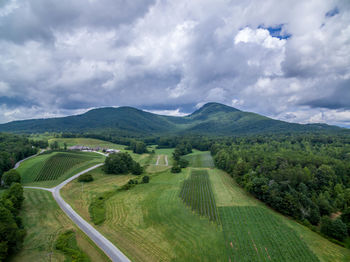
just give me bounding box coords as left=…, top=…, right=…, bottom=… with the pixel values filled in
left=57, top=147, right=350, bottom=262
left=62, top=167, right=227, bottom=262
left=183, top=150, right=215, bottom=168
left=48, top=138, right=126, bottom=150
left=11, top=189, right=109, bottom=262
left=17, top=151, right=105, bottom=187
left=209, top=169, right=350, bottom=262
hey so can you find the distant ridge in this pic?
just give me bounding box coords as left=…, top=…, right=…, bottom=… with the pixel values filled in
left=0, top=102, right=344, bottom=135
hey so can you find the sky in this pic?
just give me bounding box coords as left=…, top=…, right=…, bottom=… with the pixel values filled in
left=0, top=0, right=350, bottom=127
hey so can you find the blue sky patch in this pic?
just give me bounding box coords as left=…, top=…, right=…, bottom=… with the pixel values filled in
left=258, top=24, right=291, bottom=39
left=326, top=7, right=339, bottom=17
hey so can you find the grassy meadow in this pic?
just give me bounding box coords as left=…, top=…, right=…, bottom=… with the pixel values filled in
left=61, top=149, right=350, bottom=262
left=10, top=189, right=109, bottom=262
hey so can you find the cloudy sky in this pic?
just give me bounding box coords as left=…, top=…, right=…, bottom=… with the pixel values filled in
left=0, top=0, right=350, bottom=127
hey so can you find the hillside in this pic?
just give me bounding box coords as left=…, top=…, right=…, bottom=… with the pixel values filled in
left=0, top=102, right=343, bottom=135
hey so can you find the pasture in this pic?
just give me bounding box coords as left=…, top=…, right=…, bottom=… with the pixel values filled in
left=17, top=151, right=105, bottom=187
left=182, top=150, right=214, bottom=168
left=11, top=189, right=109, bottom=262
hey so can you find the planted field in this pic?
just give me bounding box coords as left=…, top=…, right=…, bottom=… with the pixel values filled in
left=179, top=169, right=219, bottom=222
left=183, top=151, right=214, bottom=168
left=17, top=151, right=105, bottom=187
left=34, top=152, right=91, bottom=181
left=219, top=206, right=319, bottom=262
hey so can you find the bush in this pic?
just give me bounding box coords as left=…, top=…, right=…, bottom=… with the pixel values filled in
left=2, top=170, right=21, bottom=187
left=171, top=165, right=181, bottom=173
left=78, top=174, right=93, bottom=182
left=131, top=162, right=143, bottom=175
left=320, top=216, right=348, bottom=241
left=55, top=230, right=90, bottom=261
left=142, top=176, right=150, bottom=184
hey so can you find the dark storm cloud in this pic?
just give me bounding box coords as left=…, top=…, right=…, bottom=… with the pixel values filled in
left=0, top=0, right=155, bottom=43
left=304, top=80, right=350, bottom=110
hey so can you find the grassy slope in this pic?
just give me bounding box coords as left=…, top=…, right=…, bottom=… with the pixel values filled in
left=182, top=150, right=214, bottom=168
left=60, top=149, right=350, bottom=262
left=62, top=168, right=226, bottom=261
left=209, top=169, right=350, bottom=262
left=17, top=151, right=105, bottom=188
left=11, top=189, right=109, bottom=262
left=49, top=138, right=126, bottom=150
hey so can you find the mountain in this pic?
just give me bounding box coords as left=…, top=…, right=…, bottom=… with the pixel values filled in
left=0, top=102, right=344, bottom=136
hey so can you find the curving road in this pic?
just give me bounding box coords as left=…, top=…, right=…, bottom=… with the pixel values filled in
left=22, top=161, right=130, bottom=262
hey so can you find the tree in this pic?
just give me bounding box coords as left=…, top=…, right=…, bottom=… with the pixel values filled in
left=78, top=174, right=93, bottom=182
left=63, top=142, right=67, bottom=150
left=142, top=176, right=150, bottom=184
left=50, top=141, right=59, bottom=150
left=131, top=162, right=143, bottom=175
left=320, top=216, right=348, bottom=241
left=178, top=158, right=189, bottom=168
left=2, top=170, right=21, bottom=187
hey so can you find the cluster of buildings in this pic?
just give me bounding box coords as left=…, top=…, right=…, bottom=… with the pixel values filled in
left=68, top=145, right=120, bottom=154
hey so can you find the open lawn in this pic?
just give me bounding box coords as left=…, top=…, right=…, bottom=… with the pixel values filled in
left=10, top=189, right=109, bottom=262
left=183, top=150, right=214, bottom=168
left=17, top=151, right=105, bottom=187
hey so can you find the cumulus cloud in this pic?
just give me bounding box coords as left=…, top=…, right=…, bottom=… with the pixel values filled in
left=0, top=0, right=349, bottom=127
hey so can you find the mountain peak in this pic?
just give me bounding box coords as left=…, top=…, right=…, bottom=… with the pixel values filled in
left=189, top=102, right=240, bottom=118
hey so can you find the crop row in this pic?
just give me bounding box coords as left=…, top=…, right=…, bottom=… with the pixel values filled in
left=179, top=170, right=219, bottom=222
left=219, top=206, right=319, bottom=262
left=34, top=153, right=89, bottom=181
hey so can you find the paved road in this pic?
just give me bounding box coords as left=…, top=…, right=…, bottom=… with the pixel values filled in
left=23, top=163, right=130, bottom=262
left=14, top=149, right=45, bottom=169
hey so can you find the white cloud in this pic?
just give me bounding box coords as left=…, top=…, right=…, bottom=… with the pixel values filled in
left=0, top=0, right=349, bottom=128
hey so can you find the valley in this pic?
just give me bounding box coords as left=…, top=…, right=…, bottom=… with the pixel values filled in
left=9, top=138, right=350, bottom=261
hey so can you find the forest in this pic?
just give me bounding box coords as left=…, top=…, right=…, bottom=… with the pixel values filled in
left=211, top=134, right=350, bottom=243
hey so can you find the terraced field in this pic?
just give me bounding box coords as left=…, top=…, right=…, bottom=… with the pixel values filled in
left=17, top=151, right=105, bottom=187
left=183, top=150, right=214, bottom=168
left=11, top=189, right=109, bottom=262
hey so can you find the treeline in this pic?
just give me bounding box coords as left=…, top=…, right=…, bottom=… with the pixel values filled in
left=0, top=133, right=47, bottom=182
left=0, top=178, right=25, bottom=260
left=211, top=135, right=350, bottom=242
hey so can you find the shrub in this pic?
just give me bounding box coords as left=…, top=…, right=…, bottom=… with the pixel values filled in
left=78, top=174, right=93, bottom=182
left=142, top=176, right=150, bottom=184
left=171, top=165, right=181, bottom=173
left=55, top=230, right=90, bottom=261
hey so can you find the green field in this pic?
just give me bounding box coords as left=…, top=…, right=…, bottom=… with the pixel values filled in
left=49, top=138, right=126, bottom=150
left=60, top=150, right=350, bottom=262
left=183, top=150, right=214, bottom=168
left=17, top=151, right=105, bottom=187
left=180, top=169, right=219, bottom=222
left=11, top=189, right=109, bottom=262
left=220, top=206, right=319, bottom=262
